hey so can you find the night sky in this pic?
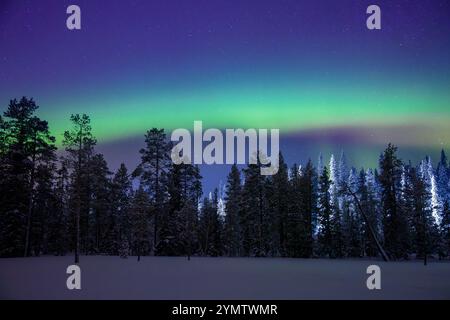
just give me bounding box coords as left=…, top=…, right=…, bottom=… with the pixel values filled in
left=1, top=0, right=449, bottom=192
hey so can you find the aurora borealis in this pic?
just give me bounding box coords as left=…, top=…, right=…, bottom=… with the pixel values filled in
left=1, top=0, right=450, bottom=189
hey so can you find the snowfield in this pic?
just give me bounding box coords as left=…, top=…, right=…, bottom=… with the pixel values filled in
left=1, top=256, right=449, bottom=300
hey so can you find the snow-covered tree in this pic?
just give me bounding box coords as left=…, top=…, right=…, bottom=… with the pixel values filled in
left=217, top=180, right=226, bottom=218
left=328, top=154, right=339, bottom=208
left=317, top=167, right=333, bottom=257
left=338, top=150, right=351, bottom=186
left=317, top=152, right=324, bottom=178
left=341, top=167, right=362, bottom=257
left=436, top=150, right=449, bottom=206
left=419, top=157, right=442, bottom=225
left=337, top=150, right=350, bottom=211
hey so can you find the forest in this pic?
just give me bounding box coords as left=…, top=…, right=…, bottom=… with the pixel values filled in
left=1, top=97, right=450, bottom=262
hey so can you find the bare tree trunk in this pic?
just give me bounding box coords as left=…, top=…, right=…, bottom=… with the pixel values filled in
left=24, top=143, right=37, bottom=257
left=24, top=199, right=33, bottom=257
left=346, top=186, right=389, bottom=262
left=75, top=126, right=82, bottom=264
left=24, top=168, right=34, bottom=257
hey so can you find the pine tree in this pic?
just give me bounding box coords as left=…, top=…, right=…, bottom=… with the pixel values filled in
left=224, top=165, right=242, bottom=257
left=198, top=190, right=223, bottom=256
left=419, top=157, right=442, bottom=225
left=180, top=199, right=197, bottom=260
left=317, top=152, right=324, bottom=178
left=47, top=160, right=70, bottom=256
left=436, top=150, right=449, bottom=207
left=211, top=190, right=224, bottom=256
left=338, top=151, right=350, bottom=190
left=379, top=144, right=408, bottom=259
left=439, top=202, right=450, bottom=258
left=317, top=167, right=333, bottom=257
left=342, top=168, right=362, bottom=257
left=286, top=163, right=303, bottom=257
left=89, top=154, right=112, bottom=254
left=330, top=203, right=344, bottom=258
left=410, top=167, right=438, bottom=264
left=328, top=154, right=339, bottom=209
left=130, top=186, right=151, bottom=261
left=158, top=162, right=202, bottom=256
left=300, top=160, right=317, bottom=257
left=134, top=128, right=172, bottom=254
left=30, top=161, right=57, bottom=256
left=160, top=163, right=186, bottom=256
left=357, top=169, right=369, bottom=257
left=63, top=114, right=96, bottom=263
left=359, top=169, right=379, bottom=257
left=23, top=115, right=57, bottom=257
left=111, top=164, right=132, bottom=256
left=338, top=150, right=349, bottom=212
left=267, top=153, right=289, bottom=256
left=328, top=155, right=343, bottom=257
left=0, top=98, right=56, bottom=257
left=240, top=159, right=268, bottom=257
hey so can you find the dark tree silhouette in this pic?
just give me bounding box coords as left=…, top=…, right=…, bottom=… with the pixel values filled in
left=63, top=114, right=96, bottom=264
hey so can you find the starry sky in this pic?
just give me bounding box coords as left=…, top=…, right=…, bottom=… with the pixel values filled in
left=1, top=0, right=449, bottom=192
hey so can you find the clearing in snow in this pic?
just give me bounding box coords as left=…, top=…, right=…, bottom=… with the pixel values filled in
left=0, top=256, right=449, bottom=300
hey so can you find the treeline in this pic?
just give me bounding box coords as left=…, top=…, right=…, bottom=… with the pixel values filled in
left=0, top=97, right=450, bottom=261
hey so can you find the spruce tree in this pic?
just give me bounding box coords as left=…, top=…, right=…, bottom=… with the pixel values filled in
left=300, top=160, right=317, bottom=257
left=198, top=190, right=223, bottom=256
left=342, top=168, right=362, bottom=257
left=47, top=160, right=70, bottom=256
left=89, top=154, right=112, bottom=254
left=329, top=154, right=339, bottom=209
left=23, top=115, right=57, bottom=256
left=317, top=167, right=333, bottom=257
left=439, top=201, right=450, bottom=258
left=180, top=199, right=197, bottom=260
left=410, top=167, right=438, bottom=264
left=379, top=144, right=408, bottom=259
left=130, top=186, right=151, bottom=261
left=30, top=161, right=57, bottom=255
left=268, top=153, right=289, bottom=256
left=111, top=164, right=132, bottom=256
left=338, top=150, right=350, bottom=212
left=286, top=163, right=303, bottom=257
left=419, top=157, right=442, bottom=225
left=224, top=164, right=242, bottom=257
left=359, top=169, right=379, bottom=257
left=240, top=160, right=268, bottom=257
left=159, top=162, right=202, bottom=256
left=436, top=150, right=449, bottom=207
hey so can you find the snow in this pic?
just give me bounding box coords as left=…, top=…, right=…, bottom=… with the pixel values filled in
left=1, top=256, right=449, bottom=300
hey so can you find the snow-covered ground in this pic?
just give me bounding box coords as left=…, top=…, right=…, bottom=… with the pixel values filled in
left=1, top=256, right=449, bottom=299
